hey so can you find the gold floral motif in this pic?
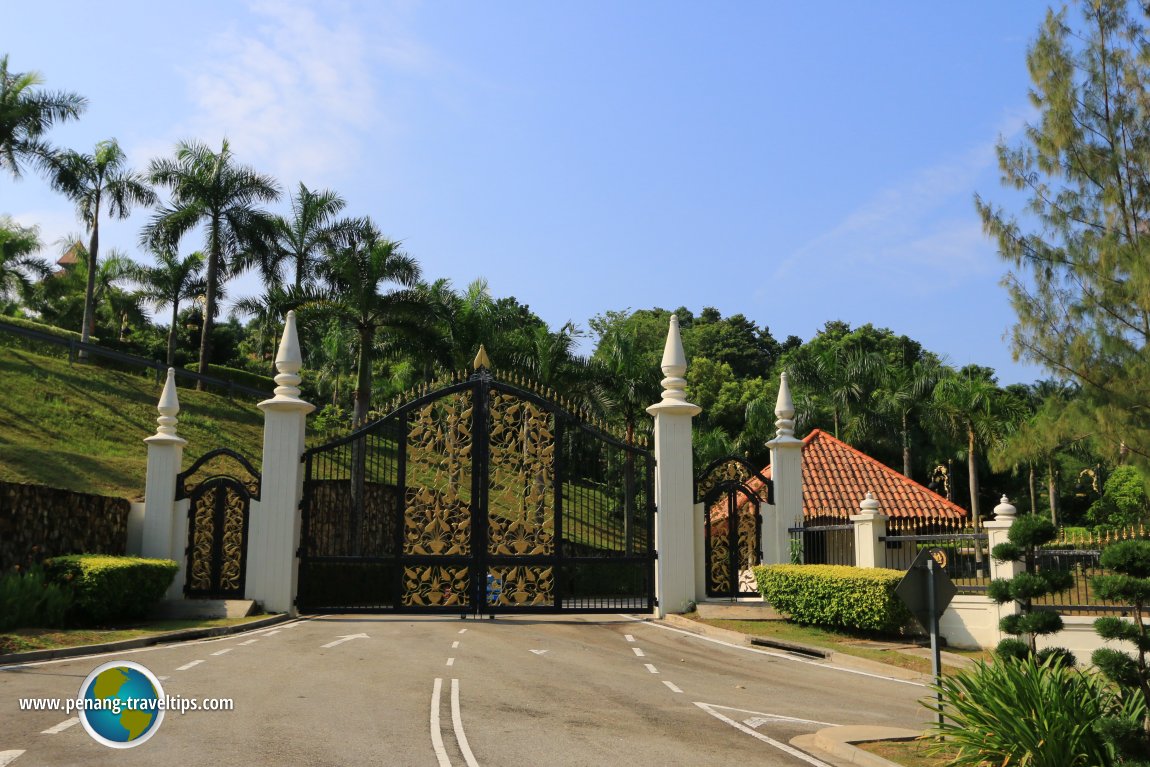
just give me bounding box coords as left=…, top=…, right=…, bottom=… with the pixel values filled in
left=708, top=530, right=732, bottom=594
left=488, top=565, right=554, bottom=607
left=218, top=485, right=246, bottom=591
left=402, top=566, right=470, bottom=606
left=181, top=453, right=260, bottom=500
left=487, top=391, right=555, bottom=556
left=188, top=486, right=217, bottom=592
left=697, top=459, right=754, bottom=504
left=404, top=391, right=473, bottom=556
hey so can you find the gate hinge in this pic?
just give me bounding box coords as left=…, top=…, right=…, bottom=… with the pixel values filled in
left=652, top=551, right=658, bottom=560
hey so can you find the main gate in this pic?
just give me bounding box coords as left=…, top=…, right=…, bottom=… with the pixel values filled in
left=695, top=456, right=771, bottom=598
left=178, top=448, right=260, bottom=599
left=296, top=365, right=656, bottom=615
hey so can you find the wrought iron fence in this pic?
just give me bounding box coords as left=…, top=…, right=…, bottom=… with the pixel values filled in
left=1032, top=525, right=1150, bottom=615
left=787, top=519, right=856, bottom=566
left=881, top=516, right=989, bottom=594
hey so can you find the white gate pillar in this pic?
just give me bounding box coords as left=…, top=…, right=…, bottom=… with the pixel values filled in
left=765, top=372, right=803, bottom=561
left=851, top=493, right=888, bottom=569
left=247, top=312, right=314, bottom=615
left=647, top=315, right=701, bottom=617
left=140, top=368, right=188, bottom=598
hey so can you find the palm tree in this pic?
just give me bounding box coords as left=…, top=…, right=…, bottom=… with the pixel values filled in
left=271, top=183, right=352, bottom=290
left=134, top=248, right=204, bottom=366
left=44, top=139, right=155, bottom=345
left=933, top=367, right=1024, bottom=530
left=231, top=284, right=297, bottom=365
left=144, top=139, right=280, bottom=382
left=790, top=344, right=881, bottom=441
left=873, top=358, right=944, bottom=479
left=311, top=220, right=425, bottom=424
left=0, top=55, right=86, bottom=178
left=0, top=216, right=48, bottom=309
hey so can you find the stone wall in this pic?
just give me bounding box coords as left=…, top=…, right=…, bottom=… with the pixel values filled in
left=0, top=482, right=129, bottom=570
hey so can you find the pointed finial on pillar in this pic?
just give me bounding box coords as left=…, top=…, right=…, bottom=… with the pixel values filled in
left=775, top=371, right=795, bottom=439
left=260, top=311, right=313, bottom=413
left=145, top=367, right=187, bottom=445
left=646, top=314, right=700, bottom=416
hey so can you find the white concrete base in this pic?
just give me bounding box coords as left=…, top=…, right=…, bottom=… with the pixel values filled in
left=150, top=599, right=258, bottom=620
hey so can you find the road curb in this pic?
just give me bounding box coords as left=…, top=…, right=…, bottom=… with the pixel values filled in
left=0, top=613, right=293, bottom=665
left=792, top=725, right=923, bottom=767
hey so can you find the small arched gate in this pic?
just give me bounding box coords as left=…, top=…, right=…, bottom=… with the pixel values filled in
left=177, top=449, right=260, bottom=599
left=295, top=365, right=656, bottom=615
left=695, top=456, right=771, bottom=599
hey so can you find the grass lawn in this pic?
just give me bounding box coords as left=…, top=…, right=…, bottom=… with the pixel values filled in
left=690, top=616, right=993, bottom=675
left=855, top=738, right=958, bottom=767
left=0, top=615, right=271, bottom=655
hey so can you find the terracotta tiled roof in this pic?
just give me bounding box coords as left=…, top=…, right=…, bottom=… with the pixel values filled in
left=763, top=429, right=967, bottom=522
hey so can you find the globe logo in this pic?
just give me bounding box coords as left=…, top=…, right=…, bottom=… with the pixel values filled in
left=77, top=661, right=165, bottom=748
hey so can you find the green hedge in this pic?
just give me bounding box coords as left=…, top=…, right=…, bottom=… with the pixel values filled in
left=44, top=555, right=178, bottom=625
left=755, top=564, right=912, bottom=633
left=0, top=566, right=73, bottom=631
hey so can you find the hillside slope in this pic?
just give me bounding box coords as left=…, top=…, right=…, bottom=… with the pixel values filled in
left=0, top=348, right=266, bottom=499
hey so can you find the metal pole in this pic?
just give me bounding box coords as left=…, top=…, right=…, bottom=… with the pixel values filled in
left=928, top=557, right=943, bottom=726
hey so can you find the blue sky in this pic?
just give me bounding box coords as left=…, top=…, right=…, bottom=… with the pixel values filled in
left=2, top=1, right=1052, bottom=384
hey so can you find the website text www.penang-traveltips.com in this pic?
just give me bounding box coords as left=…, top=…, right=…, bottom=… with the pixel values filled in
left=19, top=695, right=234, bottom=715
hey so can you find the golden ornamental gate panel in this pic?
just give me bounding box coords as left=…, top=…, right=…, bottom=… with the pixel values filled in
left=696, top=456, right=771, bottom=599
left=178, top=449, right=260, bottom=599
left=297, top=364, right=656, bottom=615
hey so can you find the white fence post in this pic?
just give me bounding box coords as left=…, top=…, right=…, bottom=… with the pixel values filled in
left=984, top=496, right=1019, bottom=642
left=851, top=492, right=888, bottom=569
left=647, top=314, right=701, bottom=617
left=246, top=312, right=314, bottom=615
left=139, top=368, right=187, bottom=599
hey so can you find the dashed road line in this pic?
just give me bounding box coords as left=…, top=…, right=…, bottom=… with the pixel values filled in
left=0, top=751, right=25, bottom=766
left=452, top=641, right=460, bottom=649
left=446, top=658, right=455, bottom=667
left=41, top=717, right=79, bottom=734
left=662, top=681, right=683, bottom=693
left=239, top=639, right=259, bottom=646
left=644, top=663, right=659, bottom=674
left=458, top=628, right=467, bottom=634
left=176, top=660, right=203, bottom=671
left=210, top=648, right=233, bottom=656
left=157, top=676, right=170, bottom=681
left=625, top=634, right=635, bottom=643
left=264, top=630, right=281, bottom=636
left=632, top=647, right=645, bottom=657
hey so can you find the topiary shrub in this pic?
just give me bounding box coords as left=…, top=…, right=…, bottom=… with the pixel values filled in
left=43, top=555, right=178, bottom=625
left=0, top=565, right=73, bottom=631
left=754, top=564, right=912, bottom=633
left=987, top=513, right=1074, bottom=663
left=1091, top=539, right=1150, bottom=763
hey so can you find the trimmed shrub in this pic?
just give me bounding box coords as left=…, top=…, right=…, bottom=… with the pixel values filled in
left=43, top=555, right=178, bottom=625
left=0, top=565, right=73, bottom=631
left=754, top=564, right=912, bottom=633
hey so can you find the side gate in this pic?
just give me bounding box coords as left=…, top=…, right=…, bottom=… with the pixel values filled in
left=177, top=448, right=260, bottom=599
left=696, top=456, right=771, bottom=599
left=295, top=365, right=656, bottom=615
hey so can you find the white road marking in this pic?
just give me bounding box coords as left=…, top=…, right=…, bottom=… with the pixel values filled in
left=176, top=660, right=203, bottom=671
left=158, top=676, right=170, bottom=681
left=530, top=649, right=548, bottom=656
left=239, top=639, right=259, bottom=646
left=451, top=678, right=480, bottom=767
left=264, top=630, right=281, bottom=636
left=625, top=616, right=925, bottom=688
left=0, top=751, right=24, bottom=766
left=41, top=717, right=79, bottom=734
left=452, top=641, right=460, bottom=649
left=632, top=647, right=645, bottom=657
left=695, top=703, right=837, bottom=766
left=430, top=678, right=451, bottom=767
left=321, top=633, right=369, bottom=649
left=662, top=681, right=683, bottom=693
left=447, top=658, right=455, bottom=666
left=711, top=705, right=837, bottom=728
left=625, top=634, right=635, bottom=642
left=644, top=663, right=659, bottom=674
left=211, top=648, right=233, bottom=656
left=458, top=628, right=468, bottom=634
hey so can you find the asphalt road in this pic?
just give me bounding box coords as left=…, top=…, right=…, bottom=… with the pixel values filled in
left=0, top=615, right=931, bottom=766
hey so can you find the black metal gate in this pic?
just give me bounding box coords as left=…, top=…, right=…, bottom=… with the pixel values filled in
left=296, top=365, right=656, bottom=614
left=696, top=456, right=771, bottom=599
left=178, top=449, right=260, bottom=599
